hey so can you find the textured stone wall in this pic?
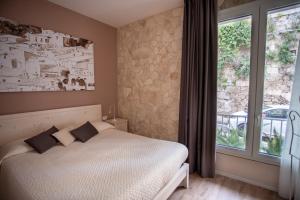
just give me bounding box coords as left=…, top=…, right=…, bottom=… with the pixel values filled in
left=117, top=8, right=183, bottom=141
left=117, top=1, right=257, bottom=141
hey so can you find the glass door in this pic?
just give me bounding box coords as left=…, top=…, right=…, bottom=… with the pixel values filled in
left=217, top=0, right=300, bottom=164
left=255, top=3, right=300, bottom=160
left=216, top=3, right=259, bottom=158
left=216, top=16, right=252, bottom=150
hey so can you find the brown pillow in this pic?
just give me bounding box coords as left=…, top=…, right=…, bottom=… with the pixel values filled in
left=70, top=121, right=98, bottom=142
left=24, top=126, right=59, bottom=153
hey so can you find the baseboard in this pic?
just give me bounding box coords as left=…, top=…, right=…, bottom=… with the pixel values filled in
left=215, top=169, right=278, bottom=192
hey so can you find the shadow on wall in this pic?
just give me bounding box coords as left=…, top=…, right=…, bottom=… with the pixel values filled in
left=219, top=0, right=256, bottom=10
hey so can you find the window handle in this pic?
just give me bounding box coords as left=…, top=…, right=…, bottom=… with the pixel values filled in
left=256, top=113, right=262, bottom=126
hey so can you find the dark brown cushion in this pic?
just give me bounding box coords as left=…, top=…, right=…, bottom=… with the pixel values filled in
left=24, top=126, right=59, bottom=154
left=70, top=121, right=98, bottom=142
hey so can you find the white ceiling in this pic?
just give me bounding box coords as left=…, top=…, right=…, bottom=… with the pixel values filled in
left=48, top=0, right=183, bottom=27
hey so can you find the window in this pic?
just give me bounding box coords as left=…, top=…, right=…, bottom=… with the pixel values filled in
left=217, top=0, right=300, bottom=164
left=217, top=16, right=252, bottom=150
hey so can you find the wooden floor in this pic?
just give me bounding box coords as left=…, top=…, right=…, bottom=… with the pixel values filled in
left=169, top=174, right=284, bottom=200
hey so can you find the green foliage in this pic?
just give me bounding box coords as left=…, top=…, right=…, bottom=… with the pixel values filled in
left=218, top=126, right=282, bottom=156
left=218, top=19, right=251, bottom=84
left=266, top=15, right=299, bottom=66
left=267, top=18, right=276, bottom=33
left=218, top=20, right=251, bottom=53
left=217, top=75, right=228, bottom=89
left=278, top=32, right=297, bottom=65
left=216, top=129, right=245, bottom=149
left=267, top=18, right=276, bottom=40
left=261, top=129, right=283, bottom=157
left=278, top=41, right=295, bottom=65
left=266, top=48, right=277, bottom=61
left=234, top=56, right=251, bottom=78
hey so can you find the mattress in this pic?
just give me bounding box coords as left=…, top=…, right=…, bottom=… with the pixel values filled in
left=0, top=128, right=188, bottom=200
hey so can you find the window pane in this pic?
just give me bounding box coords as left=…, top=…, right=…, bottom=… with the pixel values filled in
left=259, top=5, right=300, bottom=157
left=216, top=16, right=252, bottom=150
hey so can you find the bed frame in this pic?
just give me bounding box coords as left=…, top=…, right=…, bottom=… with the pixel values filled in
left=0, top=104, right=189, bottom=200
left=154, top=163, right=189, bottom=200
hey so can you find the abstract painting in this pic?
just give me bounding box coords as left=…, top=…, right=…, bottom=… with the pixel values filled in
left=0, top=17, right=95, bottom=92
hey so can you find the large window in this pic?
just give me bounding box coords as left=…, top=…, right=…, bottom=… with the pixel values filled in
left=217, top=0, right=300, bottom=164
left=217, top=16, right=252, bottom=150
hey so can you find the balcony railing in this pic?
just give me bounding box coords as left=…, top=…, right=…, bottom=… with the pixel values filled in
left=217, top=114, right=287, bottom=156
left=217, top=114, right=287, bottom=137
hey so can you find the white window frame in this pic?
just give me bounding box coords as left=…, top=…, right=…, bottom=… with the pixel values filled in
left=216, top=0, right=300, bottom=165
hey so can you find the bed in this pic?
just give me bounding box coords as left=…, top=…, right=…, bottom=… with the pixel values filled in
left=0, top=105, right=189, bottom=200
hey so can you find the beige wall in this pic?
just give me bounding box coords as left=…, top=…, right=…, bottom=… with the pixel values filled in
left=118, top=8, right=183, bottom=141
left=117, top=0, right=279, bottom=191
left=0, top=0, right=117, bottom=115
left=216, top=154, right=279, bottom=191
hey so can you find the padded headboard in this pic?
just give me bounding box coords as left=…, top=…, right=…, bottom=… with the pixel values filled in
left=0, top=104, right=102, bottom=146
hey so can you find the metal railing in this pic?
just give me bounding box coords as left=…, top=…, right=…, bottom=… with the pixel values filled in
left=217, top=114, right=287, bottom=140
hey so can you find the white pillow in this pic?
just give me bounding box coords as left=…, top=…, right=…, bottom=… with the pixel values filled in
left=90, top=120, right=115, bottom=132
left=53, top=127, right=75, bottom=146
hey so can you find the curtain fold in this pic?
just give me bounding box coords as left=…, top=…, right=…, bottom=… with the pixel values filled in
left=279, top=42, right=300, bottom=199
left=178, top=0, right=218, bottom=177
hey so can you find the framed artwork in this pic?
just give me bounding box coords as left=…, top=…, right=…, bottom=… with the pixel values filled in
left=0, top=17, right=95, bottom=92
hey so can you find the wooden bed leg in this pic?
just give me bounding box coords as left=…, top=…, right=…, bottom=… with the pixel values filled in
left=179, top=163, right=189, bottom=188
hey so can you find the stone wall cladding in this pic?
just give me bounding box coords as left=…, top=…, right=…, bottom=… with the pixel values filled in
left=117, top=1, right=258, bottom=141
left=117, top=8, right=183, bottom=141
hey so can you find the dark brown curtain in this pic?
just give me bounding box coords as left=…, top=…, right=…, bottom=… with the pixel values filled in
left=178, top=0, right=218, bottom=178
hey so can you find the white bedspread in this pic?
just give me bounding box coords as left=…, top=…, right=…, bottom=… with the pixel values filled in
left=0, top=129, right=188, bottom=200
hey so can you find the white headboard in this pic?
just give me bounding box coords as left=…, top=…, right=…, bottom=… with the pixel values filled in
left=0, top=104, right=102, bottom=146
